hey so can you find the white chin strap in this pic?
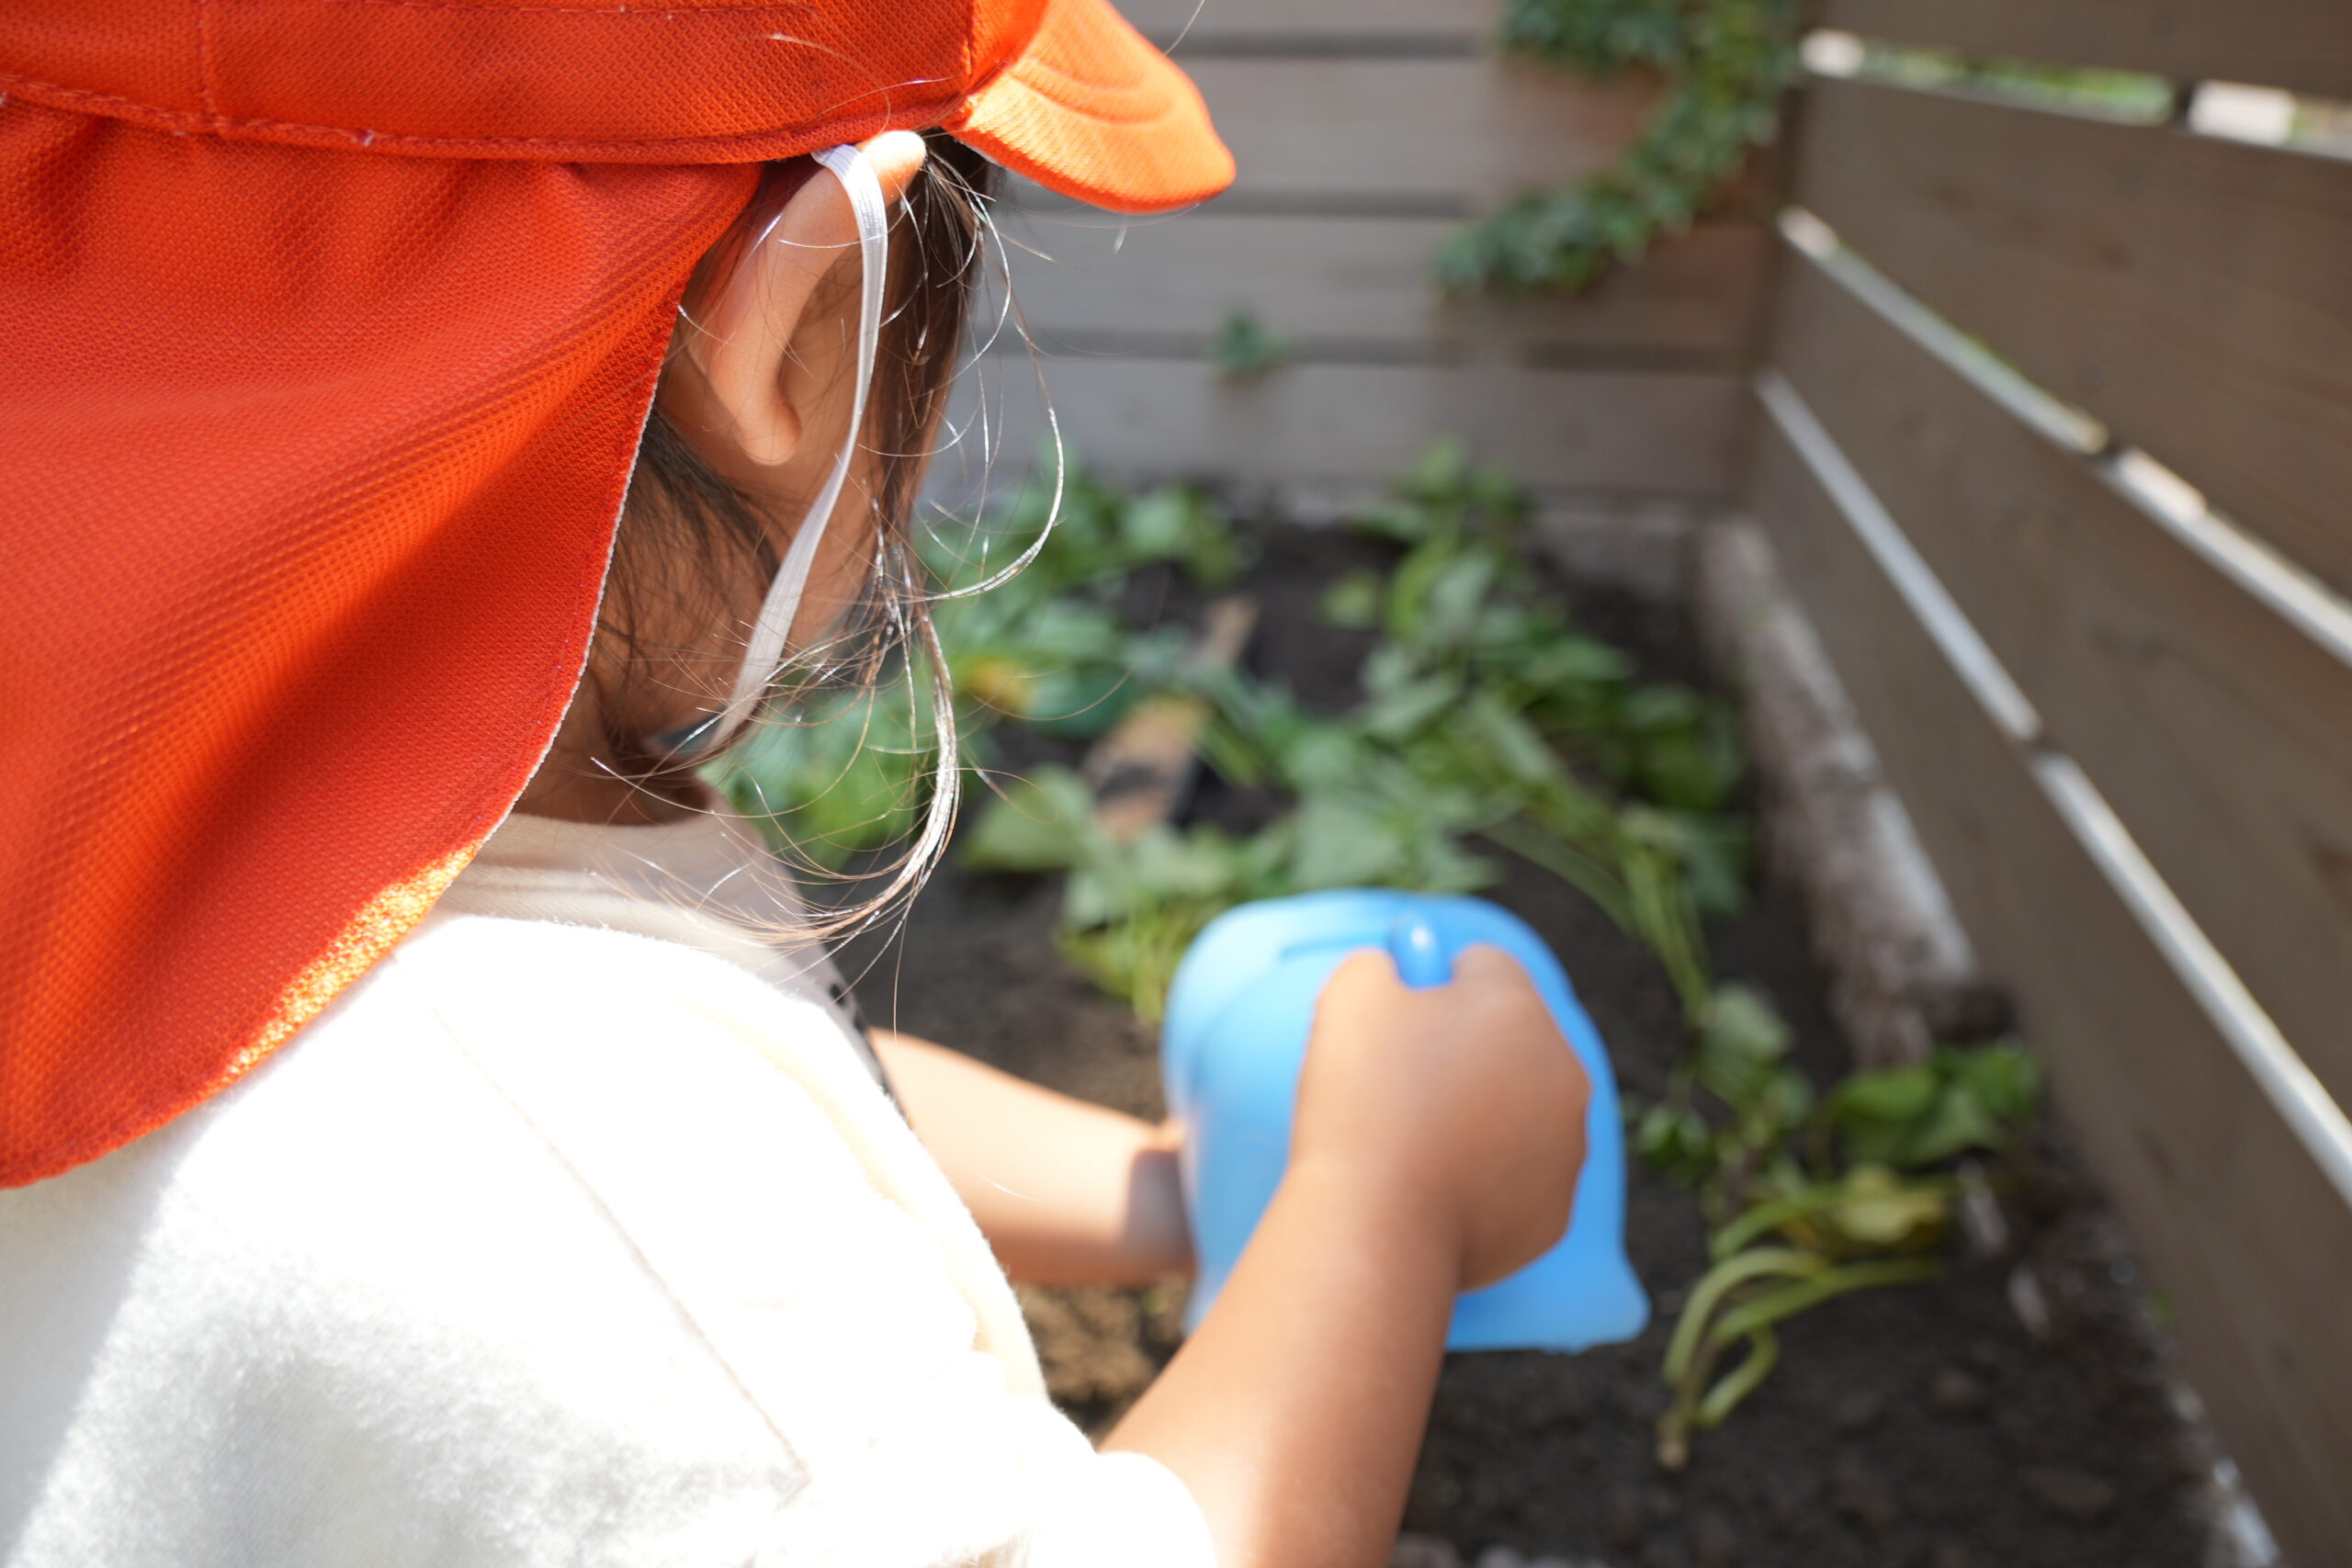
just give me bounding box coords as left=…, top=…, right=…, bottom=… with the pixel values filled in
left=694, top=143, right=889, bottom=755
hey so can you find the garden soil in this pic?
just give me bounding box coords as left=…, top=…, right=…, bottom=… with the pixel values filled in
left=837, top=524, right=2214, bottom=1568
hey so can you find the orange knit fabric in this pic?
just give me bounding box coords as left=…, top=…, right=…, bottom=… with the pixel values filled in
left=0, top=0, right=1231, bottom=1187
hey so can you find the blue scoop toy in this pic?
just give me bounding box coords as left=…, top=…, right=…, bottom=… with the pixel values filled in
left=1161, top=889, right=1648, bottom=1352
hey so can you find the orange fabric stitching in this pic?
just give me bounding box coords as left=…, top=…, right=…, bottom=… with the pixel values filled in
left=0, top=70, right=964, bottom=158
left=193, top=0, right=221, bottom=123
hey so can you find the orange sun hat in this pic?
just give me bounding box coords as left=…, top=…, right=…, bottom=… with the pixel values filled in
left=0, top=0, right=1232, bottom=1187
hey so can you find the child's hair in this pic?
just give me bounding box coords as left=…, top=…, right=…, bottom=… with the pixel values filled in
left=590, top=131, right=1010, bottom=937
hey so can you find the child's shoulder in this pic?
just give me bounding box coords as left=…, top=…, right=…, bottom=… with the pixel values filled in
left=372, top=911, right=896, bottom=1207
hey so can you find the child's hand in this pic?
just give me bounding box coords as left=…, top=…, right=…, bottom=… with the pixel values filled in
left=1111, top=945, right=1588, bottom=1568
left=1290, top=944, right=1589, bottom=1291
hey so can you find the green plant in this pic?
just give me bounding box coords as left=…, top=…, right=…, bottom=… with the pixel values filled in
left=964, top=765, right=1303, bottom=1017
left=715, top=679, right=941, bottom=871
left=727, top=438, right=2041, bottom=1461
left=1211, top=309, right=1292, bottom=382
left=1647, top=1036, right=2041, bottom=1464
left=950, top=439, right=1752, bottom=1022
left=710, top=452, right=1243, bottom=863
left=1439, top=0, right=1798, bottom=294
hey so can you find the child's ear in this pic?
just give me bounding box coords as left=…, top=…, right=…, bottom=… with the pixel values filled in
left=664, top=130, right=928, bottom=469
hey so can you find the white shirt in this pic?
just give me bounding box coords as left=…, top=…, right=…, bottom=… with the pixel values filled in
left=0, top=808, right=1213, bottom=1568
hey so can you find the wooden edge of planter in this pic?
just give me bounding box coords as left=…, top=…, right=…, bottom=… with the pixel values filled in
left=1690, top=518, right=2009, bottom=1066
left=1084, top=596, right=1260, bottom=842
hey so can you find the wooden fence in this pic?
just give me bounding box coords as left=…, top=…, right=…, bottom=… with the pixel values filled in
left=952, top=0, right=1770, bottom=503
left=1752, top=8, right=2352, bottom=1561
left=963, top=0, right=2352, bottom=1556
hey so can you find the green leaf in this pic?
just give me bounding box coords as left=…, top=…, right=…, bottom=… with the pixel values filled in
left=1416, top=834, right=1501, bottom=895
left=1894, top=1089, right=2005, bottom=1168
left=1829, top=1040, right=2041, bottom=1168
left=1120, top=486, right=1195, bottom=558
left=1360, top=674, right=1462, bottom=743
left=1353, top=501, right=1436, bottom=546
left=1754, top=1066, right=1814, bottom=1130
left=1019, top=673, right=1136, bottom=739
left=1400, top=437, right=1473, bottom=503
left=1211, top=310, right=1291, bottom=382
left=1420, top=550, right=1503, bottom=646
left=1289, top=796, right=1410, bottom=889
left=1636, top=1100, right=1714, bottom=1179
left=1674, top=812, right=1752, bottom=916
left=1275, top=724, right=1369, bottom=794
left=1832, top=1064, right=1940, bottom=1125
left=1623, top=682, right=1705, bottom=733
left=1119, top=486, right=1245, bottom=586
left=1703, top=983, right=1790, bottom=1062
left=1634, top=709, right=1745, bottom=811
left=1359, top=637, right=1427, bottom=695
left=1383, top=536, right=1462, bottom=641
left=1457, top=692, right=1566, bottom=789
left=961, top=767, right=1096, bottom=874
left=1319, top=569, right=1384, bottom=628
left=1826, top=1165, right=1949, bottom=1248
left=711, top=681, right=946, bottom=869
left=1695, top=983, right=1792, bottom=1110
left=1943, top=1038, right=2041, bottom=1124
left=1523, top=634, right=1634, bottom=691
left=1132, top=825, right=1259, bottom=903
left=1447, top=0, right=1797, bottom=299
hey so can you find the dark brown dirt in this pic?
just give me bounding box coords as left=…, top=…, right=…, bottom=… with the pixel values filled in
left=840, top=523, right=2211, bottom=1568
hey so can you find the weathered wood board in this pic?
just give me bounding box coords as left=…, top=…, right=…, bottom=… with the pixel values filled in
left=1122, top=0, right=1498, bottom=46
left=1751, top=399, right=2352, bottom=1568
left=1821, top=0, right=2352, bottom=102
left=943, top=357, right=1747, bottom=496
left=1170, top=58, right=1657, bottom=209
left=944, top=2, right=1769, bottom=505
left=1794, top=74, right=2352, bottom=599
left=987, top=211, right=1766, bottom=357
left=1769, top=241, right=2352, bottom=1121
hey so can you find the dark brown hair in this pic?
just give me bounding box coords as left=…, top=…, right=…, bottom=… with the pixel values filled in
left=597, top=132, right=1001, bottom=773
left=576, top=133, right=1005, bottom=933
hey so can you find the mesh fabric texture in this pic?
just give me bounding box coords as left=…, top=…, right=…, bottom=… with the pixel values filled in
left=0, top=0, right=1230, bottom=1186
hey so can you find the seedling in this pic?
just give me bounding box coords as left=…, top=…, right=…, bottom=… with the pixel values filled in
left=945, top=442, right=1753, bottom=1020
left=1649, top=1038, right=2041, bottom=1464
left=1211, top=310, right=1291, bottom=382
left=1657, top=1245, right=1941, bottom=1469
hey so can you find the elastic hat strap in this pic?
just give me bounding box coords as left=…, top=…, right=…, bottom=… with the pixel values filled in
left=697, top=142, right=889, bottom=753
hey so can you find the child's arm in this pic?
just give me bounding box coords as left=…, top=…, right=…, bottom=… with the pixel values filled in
left=1104, top=947, right=1589, bottom=1568
left=870, top=1030, right=1192, bottom=1285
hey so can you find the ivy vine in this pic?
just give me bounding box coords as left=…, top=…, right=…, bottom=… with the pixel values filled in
left=1437, top=0, right=1799, bottom=294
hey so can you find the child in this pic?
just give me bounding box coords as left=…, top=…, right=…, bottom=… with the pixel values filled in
left=0, top=4, right=1590, bottom=1565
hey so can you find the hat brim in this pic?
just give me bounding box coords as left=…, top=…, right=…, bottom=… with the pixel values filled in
left=946, top=0, right=1235, bottom=215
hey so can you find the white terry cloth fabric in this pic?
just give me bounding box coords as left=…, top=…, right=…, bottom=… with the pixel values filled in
left=0, top=807, right=1215, bottom=1568
left=425, top=802, right=895, bottom=1087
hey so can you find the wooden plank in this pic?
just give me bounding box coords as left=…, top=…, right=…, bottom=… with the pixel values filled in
left=1770, top=243, right=2352, bottom=1122
left=989, top=212, right=1768, bottom=356
left=1086, top=597, right=1258, bottom=842
left=1173, top=58, right=1657, bottom=207
left=1821, top=0, right=2352, bottom=102
left=1118, top=0, right=1498, bottom=46
left=939, top=359, right=1746, bottom=496
left=1749, top=402, right=2352, bottom=1568
left=1796, top=74, right=2352, bottom=600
